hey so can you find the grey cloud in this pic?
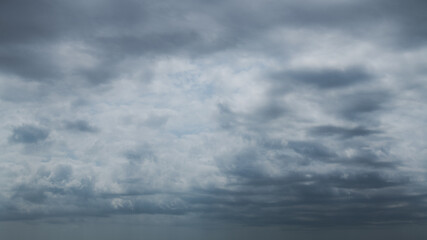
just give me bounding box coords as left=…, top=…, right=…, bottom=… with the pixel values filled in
left=144, top=114, right=169, bottom=128
left=0, top=0, right=66, bottom=45
left=211, top=61, right=414, bottom=228
left=0, top=47, right=62, bottom=81
left=186, top=169, right=418, bottom=227
left=377, top=0, right=427, bottom=48
left=0, top=81, right=49, bottom=103
left=288, top=140, right=395, bottom=169
left=77, top=64, right=119, bottom=85
left=0, top=0, right=146, bottom=83
left=309, top=125, right=381, bottom=139
left=124, top=147, right=156, bottom=163
left=256, top=137, right=285, bottom=150
left=2, top=174, right=187, bottom=222
left=345, top=149, right=396, bottom=169
left=241, top=171, right=406, bottom=190
left=216, top=103, right=238, bottom=130
left=317, top=171, right=407, bottom=189
left=216, top=101, right=288, bottom=134
left=221, top=149, right=266, bottom=179
left=283, top=0, right=427, bottom=49
left=0, top=127, right=421, bottom=228
left=13, top=186, right=47, bottom=204
left=254, top=101, right=287, bottom=122
left=50, top=165, right=73, bottom=183
left=97, top=31, right=201, bottom=57
left=272, top=67, right=372, bottom=89
left=8, top=125, right=49, bottom=144
left=288, top=141, right=337, bottom=160
left=206, top=85, right=409, bottom=226
left=64, top=120, right=98, bottom=133
left=337, top=91, right=389, bottom=120
left=0, top=0, right=146, bottom=46
left=11, top=165, right=72, bottom=204
left=1, top=0, right=427, bottom=234
left=67, top=177, right=96, bottom=200
left=1, top=0, right=424, bottom=86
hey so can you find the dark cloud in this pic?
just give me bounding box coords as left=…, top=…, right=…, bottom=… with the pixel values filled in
left=337, top=91, right=389, bottom=120
left=0, top=0, right=424, bottom=86
left=8, top=125, right=49, bottom=144
left=97, top=31, right=201, bottom=57
left=63, top=120, right=98, bottom=133
left=0, top=47, right=61, bottom=81
left=309, top=125, right=381, bottom=139
left=0, top=0, right=66, bottom=45
left=0, top=0, right=145, bottom=84
left=13, top=186, right=47, bottom=204
left=344, top=149, right=396, bottom=169
left=272, top=67, right=372, bottom=89
left=254, top=101, right=287, bottom=122
left=1, top=0, right=427, bottom=235
left=206, top=79, right=410, bottom=227
left=288, top=141, right=336, bottom=160
left=216, top=103, right=239, bottom=130
left=185, top=169, right=419, bottom=227
left=50, top=165, right=73, bottom=183
left=124, top=147, right=156, bottom=163
left=77, top=64, right=119, bottom=85
left=216, top=101, right=288, bottom=134
left=377, top=0, right=427, bottom=48
left=288, top=140, right=395, bottom=169
left=1, top=171, right=187, bottom=222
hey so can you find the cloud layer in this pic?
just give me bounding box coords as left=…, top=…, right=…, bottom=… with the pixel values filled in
left=1, top=0, right=427, bottom=231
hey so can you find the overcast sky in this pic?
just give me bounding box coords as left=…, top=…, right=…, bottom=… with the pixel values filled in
left=1, top=0, right=427, bottom=239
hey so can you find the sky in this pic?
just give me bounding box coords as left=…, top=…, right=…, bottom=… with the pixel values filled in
left=1, top=0, right=427, bottom=239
